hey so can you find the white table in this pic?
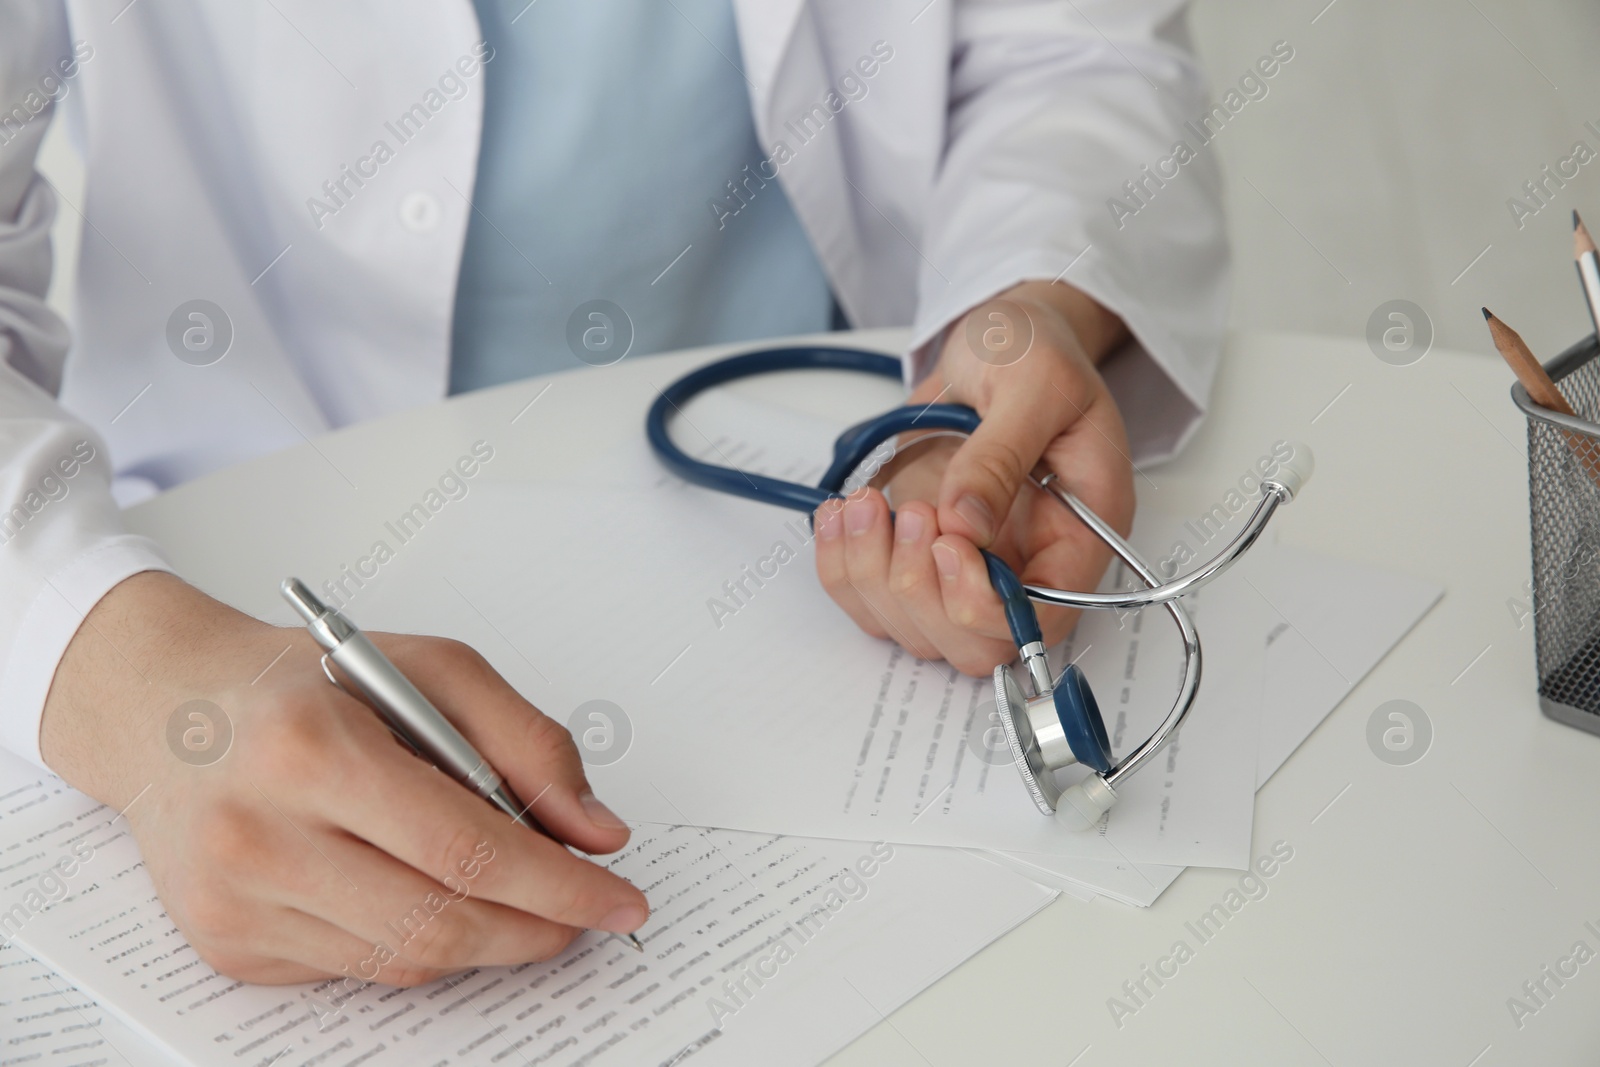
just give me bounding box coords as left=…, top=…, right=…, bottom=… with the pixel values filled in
left=127, top=329, right=1600, bottom=1065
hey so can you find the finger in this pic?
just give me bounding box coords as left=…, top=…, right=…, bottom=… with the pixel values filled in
left=219, top=906, right=456, bottom=988
left=840, top=489, right=937, bottom=659
left=1037, top=380, right=1135, bottom=538
left=385, top=637, right=628, bottom=857
left=1016, top=467, right=1120, bottom=649
left=274, top=829, right=580, bottom=972
left=813, top=496, right=889, bottom=640
left=889, top=501, right=1012, bottom=674
left=1024, top=387, right=1135, bottom=645
left=937, top=361, right=1090, bottom=548
left=929, top=534, right=1015, bottom=649
left=887, top=500, right=940, bottom=605
left=1016, top=541, right=1088, bottom=649
left=335, top=720, right=649, bottom=936
left=190, top=916, right=353, bottom=985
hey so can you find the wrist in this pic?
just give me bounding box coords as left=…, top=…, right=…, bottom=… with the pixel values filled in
left=40, top=572, right=289, bottom=804
left=990, top=280, right=1128, bottom=366
left=929, top=283, right=1117, bottom=408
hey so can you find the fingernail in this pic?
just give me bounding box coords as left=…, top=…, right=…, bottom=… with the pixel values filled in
left=932, top=542, right=961, bottom=581
left=953, top=494, right=995, bottom=543
left=895, top=509, right=924, bottom=543
left=580, top=790, right=627, bottom=830
left=597, top=904, right=647, bottom=933
left=844, top=495, right=874, bottom=536
left=816, top=505, right=842, bottom=541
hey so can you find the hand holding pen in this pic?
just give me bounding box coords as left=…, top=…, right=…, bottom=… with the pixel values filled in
left=38, top=571, right=647, bottom=989
left=282, top=579, right=645, bottom=952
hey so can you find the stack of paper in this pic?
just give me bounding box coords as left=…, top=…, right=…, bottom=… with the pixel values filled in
left=0, top=389, right=1440, bottom=1066
left=381, top=481, right=1436, bottom=904
left=353, top=386, right=1438, bottom=902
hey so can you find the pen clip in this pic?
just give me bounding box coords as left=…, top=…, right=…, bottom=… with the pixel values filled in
left=319, top=652, right=425, bottom=759
left=318, top=651, right=349, bottom=695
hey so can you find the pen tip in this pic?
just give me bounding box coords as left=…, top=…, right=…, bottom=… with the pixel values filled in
left=629, top=934, right=644, bottom=951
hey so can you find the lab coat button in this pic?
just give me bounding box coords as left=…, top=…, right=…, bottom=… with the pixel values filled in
left=398, top=191, right=442, bottom=233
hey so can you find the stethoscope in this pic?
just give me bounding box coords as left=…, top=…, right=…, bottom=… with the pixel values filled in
left=646, top=346, right=1313, bottom=830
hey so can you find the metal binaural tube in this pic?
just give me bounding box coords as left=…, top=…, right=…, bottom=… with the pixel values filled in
left=1022, top=477, right=1284, bottom=610
left=1034, top=479, right=1202, bottom=790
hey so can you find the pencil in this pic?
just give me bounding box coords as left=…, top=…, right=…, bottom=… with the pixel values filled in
left=1484, top=307, right=1576, bottom=415
left=1575, top=211, right=1600, bottom=340
left=1483, top=307, right=1600, bottom=484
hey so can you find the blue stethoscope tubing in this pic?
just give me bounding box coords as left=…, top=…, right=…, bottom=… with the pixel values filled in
left=646, top=345, right=1311, bottom=828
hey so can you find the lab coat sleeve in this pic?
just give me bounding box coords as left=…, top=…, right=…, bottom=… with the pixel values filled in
left=0, top=6, right=173, bottom=769
left=909, top=0, right=1229, bottom=465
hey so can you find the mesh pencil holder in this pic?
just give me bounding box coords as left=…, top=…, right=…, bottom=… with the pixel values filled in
left=1513, top=332, right=1600, bottom=735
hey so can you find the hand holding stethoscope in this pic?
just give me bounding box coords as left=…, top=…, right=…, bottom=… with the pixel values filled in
left=812, top=419, right=1130, bottom=678
left=647, top=345, right=1312, bottom=829
left=814, top=293, right=1137, bottom=675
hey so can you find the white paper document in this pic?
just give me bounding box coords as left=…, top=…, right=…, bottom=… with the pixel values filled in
left=0, top=941, right=169, bottom=1066
left=1247, top=544, right=1443, bottom=786
left=0, top=751, right=1053, bottom=1067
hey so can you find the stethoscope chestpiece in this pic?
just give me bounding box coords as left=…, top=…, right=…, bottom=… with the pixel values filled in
left=994, top=664, right=1059, bottom=814
left=992, top=661, right=1113, bottom=817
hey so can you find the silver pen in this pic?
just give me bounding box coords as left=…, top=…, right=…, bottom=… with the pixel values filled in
left=280, top=578, right=643, bottom=952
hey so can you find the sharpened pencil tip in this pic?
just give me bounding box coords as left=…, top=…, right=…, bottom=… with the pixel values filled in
left=1482, top=306, right=1493, bottom=320
left=1577, top=214, right=1598, bottom=257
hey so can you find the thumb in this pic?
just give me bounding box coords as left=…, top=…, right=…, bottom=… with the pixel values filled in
left=938, top=381, right=1069, bottom=547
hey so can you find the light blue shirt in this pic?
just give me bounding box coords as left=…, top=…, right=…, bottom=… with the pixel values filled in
left=450, top=0, right=836, bottom=392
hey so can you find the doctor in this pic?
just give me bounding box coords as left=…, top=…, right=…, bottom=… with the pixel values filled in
left=1, top=1, right=1224, bottom=984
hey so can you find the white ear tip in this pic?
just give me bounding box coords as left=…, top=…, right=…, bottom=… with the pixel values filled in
left=1270, top=441, right=1314, bottom=500
left=1053, top=776, right=1116, bottom=831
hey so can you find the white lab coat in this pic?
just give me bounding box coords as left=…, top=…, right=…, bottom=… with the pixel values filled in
left=0, top=0, right=1226, bottom=765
